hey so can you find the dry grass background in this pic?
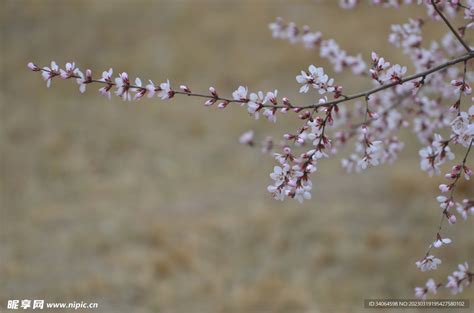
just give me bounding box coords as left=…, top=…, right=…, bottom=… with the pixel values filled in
left=1, top=1, right=473, bottom=313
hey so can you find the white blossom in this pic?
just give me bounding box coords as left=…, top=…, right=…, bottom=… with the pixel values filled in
left=157, top=80, right=173, bottom=100
left=232, top=86, right=248, bottom=102
left=41, top=61, right=59, bottom=88
left=415, top=278, right=438, bottom=299
left=433, top=235, right=452, bottom=248
left=114, top=72, right=132, bottom=101
left=416, top=255, right=442, bottom=272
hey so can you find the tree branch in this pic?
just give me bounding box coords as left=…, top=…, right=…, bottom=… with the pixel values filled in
left=304, top=51, right=474, bottom=110
left=431, top=0, right=472, bottom=53
left=33, top=51, right=473, bottom=113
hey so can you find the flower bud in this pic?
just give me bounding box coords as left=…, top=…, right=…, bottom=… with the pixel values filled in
left=217, top=101, right=229, bottom=109
left=209, top=86, right=217, bottom=97
left=439, top=184, right=449, bottom=193
left=180, top=85, right=191, bottom=93
left=204, top=98, right=216, bottom=106
left=448, top=214, right=457, bottom=224
left=463, top=166, right=472, bottom=179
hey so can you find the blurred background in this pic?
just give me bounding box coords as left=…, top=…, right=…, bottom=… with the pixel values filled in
left=1, top=1, right=473, bottom=312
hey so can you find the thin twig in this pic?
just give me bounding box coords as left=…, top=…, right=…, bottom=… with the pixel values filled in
left=424, top=138, right=473, bottom=258
left=431, top=0, right=472, bottom=53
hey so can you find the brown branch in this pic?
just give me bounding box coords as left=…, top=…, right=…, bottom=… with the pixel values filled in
left=34, top=52, right=474, bottom=112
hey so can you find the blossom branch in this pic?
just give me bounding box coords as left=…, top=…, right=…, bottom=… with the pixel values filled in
left=427, top=138, right=472, bottom=252
left=29, top=51, right=473, bottom=114
left=415, top=139, right=472, bottom=298
left=431, top=0, right=472, bottom=53
left=305, top=51, right=474, bottom=110
left=416, top=262, right=472, bottom=298
left=269, top=17, right=367, bottom=76
left=28, top=0, right=474, bottom=297
left=29, top=64, right=257, bottom=107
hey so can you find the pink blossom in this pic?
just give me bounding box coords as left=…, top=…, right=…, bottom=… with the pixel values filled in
left=27, top=62, right=40, bottom=71
left=98, top=68, right=113, bottom=99
left=60, top=62, right=76, bottom=79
